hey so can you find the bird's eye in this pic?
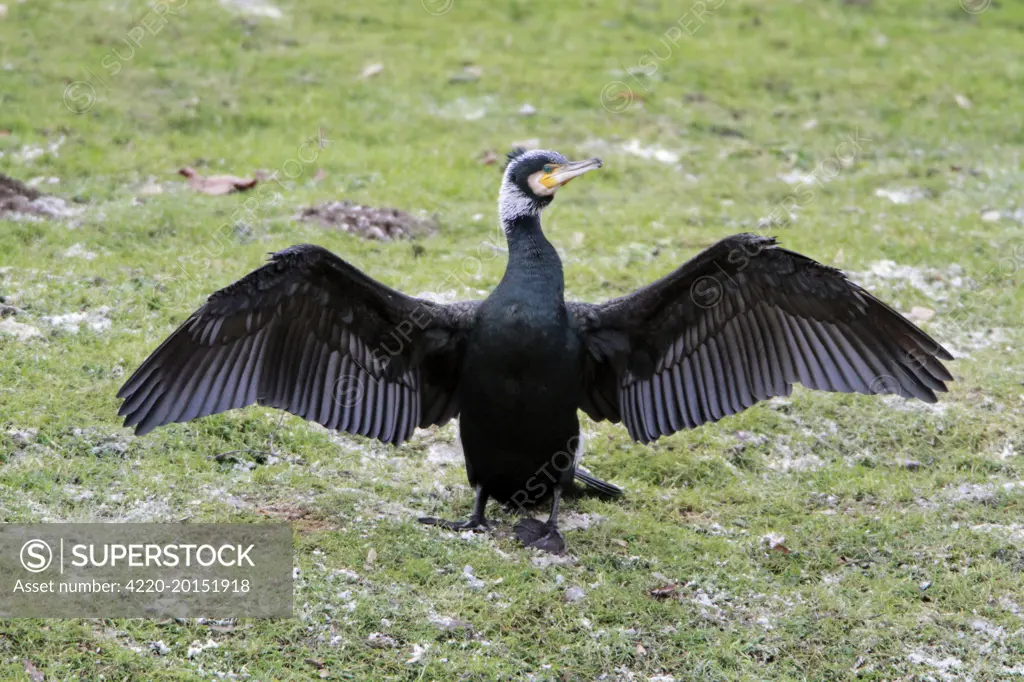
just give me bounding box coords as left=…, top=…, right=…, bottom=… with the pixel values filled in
left=542, top=164, right=554, bottom=174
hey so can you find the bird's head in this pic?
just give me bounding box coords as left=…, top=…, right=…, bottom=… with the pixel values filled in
left=498, top=148, right=602, bottom=225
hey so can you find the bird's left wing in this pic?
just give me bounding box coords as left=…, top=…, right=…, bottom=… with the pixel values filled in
left=569, top=233, right=953, bottom=443
left=118, top=244, right=477, bottom=444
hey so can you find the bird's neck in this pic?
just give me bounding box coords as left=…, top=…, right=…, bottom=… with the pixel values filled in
left=498, top=213, right=564, bottom=301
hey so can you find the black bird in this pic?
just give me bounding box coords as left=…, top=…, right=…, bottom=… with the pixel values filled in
left=118, top=148, right=953, bottom=553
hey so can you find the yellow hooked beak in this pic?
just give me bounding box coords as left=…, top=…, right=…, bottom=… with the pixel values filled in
left=538, top=157, right=603, bottom=189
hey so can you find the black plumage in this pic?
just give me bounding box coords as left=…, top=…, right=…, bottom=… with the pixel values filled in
left=118, top=149, right=953, bottom=553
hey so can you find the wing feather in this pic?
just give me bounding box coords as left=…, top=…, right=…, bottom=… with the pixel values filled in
left=118, top=244, right=478, bottom=444
left=569, top=234, right=953, bottom=441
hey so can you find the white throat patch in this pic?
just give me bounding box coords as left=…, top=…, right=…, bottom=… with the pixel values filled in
left=498, top=179, right=539, bottom=228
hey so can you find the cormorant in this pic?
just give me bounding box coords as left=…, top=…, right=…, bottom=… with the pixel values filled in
left=118, top=148, right=953, bottom=553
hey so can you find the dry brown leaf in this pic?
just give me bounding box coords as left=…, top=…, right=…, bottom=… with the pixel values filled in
left=648, top=584, right=678, bottom=600
left=179, top=167, right=258, bottom=195
left=478, top=149, right=498, bottom=165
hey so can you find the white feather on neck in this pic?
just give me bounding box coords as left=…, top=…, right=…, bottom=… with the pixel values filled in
left=498, top=179, right=539, bottom=232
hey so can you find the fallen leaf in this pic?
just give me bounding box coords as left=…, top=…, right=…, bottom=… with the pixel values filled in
left=649, top=584, right=678, bottom=600
left=360, top=63, right=384, bottom=79
left=305, top=658, right=326, bottom=669
left=23, top=660, right=44, bottom=682
left=478, top=149, right=498, bottom=165
left=636, top=643, right=647, bottom=656
left=179, top=167, right=257, bottom=195
left=611, top=538, right=628, bottom=548
left=0, top=129, right=10, bottom=136
left=769, top=543, right=792, bottom=554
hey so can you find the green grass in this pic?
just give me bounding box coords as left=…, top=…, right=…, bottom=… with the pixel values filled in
left=2, top=0, right=1023, bottom=679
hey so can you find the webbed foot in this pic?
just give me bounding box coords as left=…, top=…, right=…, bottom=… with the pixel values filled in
left=514, top=517, right=566, bottom=554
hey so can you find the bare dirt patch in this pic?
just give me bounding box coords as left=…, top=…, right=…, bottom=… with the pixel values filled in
left=0, top=173, right=78, bottom=220
left=297, top=201, right=438, bottom=240
left=257, top=501, right=336, bottom=532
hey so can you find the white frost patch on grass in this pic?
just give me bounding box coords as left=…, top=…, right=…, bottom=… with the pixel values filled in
left=186, top=638, right=220, bottom=658
left=970, top=618, right=1006, bottom=641
left=367, top=632, right=398, bottom=648
left=117, top=497, right=174, bottom=522
left=43, top=306, right=111, bottom=334
left=945, top=481, right=1024, bottom=505
left=428, top=612, right=472, bottom=631
left=620, top=139, right=680, bottom=165
left=1, top=135, right=66, bottom=163
left=0, top=317, right=42, bottom=339
left=970, top=523, right=1024, bottom=544
left=426, top=441, right=462, bottom=466
left=406, top=642, right=429, bottom=664
left=934, top=325, right=1012, bottom=358
left=765, top=438, right=823, bottom=473
left=880, top=394, right=950, bottom=415
left=850, top=260, right=968, bottom=304
left=907, top=651, right=962, bottom=680
left=560, top=512, right=603, bottom=531
left=63, top=243, right=97, bottom=260
left=432, top=96, right=494, bottom=122
left=462, top=565, right=485, bottom=589
left=777, top=170, right=815, bottom=186
left=875, top=187, right=928, bottom=204
left=218, top=0, right=282, bottom=19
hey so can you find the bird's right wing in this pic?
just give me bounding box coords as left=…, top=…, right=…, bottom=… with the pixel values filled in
left=569, top=233, right=954, bottom=443
left=118, top=244, right=478, bottom=444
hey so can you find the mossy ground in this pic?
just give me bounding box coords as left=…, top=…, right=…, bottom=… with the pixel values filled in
left=1, top=0, right=1023, bottom=679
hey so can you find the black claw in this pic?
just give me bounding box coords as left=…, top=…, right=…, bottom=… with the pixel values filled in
left=514, top=518, right=566, bottom=554
left=418, top=516, right=489, bottom=532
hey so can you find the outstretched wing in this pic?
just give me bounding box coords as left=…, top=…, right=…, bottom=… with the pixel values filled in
left=118, top=244, right=477, bottom=444
left=570, top=233, right=954, bottom=443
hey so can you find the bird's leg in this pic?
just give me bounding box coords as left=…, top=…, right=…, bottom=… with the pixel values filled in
left=514, top=487, right=567, bottom=554
left=418, top=486, right=489, bottom=531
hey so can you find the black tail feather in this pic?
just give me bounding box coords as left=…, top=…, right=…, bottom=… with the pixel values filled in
left=573, top=467, right=624, bottom=497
